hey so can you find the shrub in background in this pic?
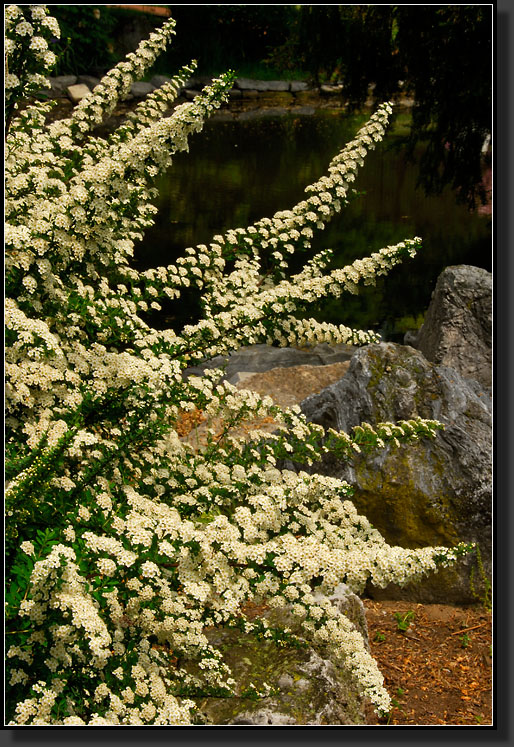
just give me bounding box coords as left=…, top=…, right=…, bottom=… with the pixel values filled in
left=46, top=5, right=301, bottom=79
left=5, top=5, right=472, bottom=726
left=48, top=5, right=119, bottom=76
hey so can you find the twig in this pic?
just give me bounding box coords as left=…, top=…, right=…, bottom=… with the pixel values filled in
left=385, top=662, right=403, bottom=673
left=451, top=622, right=489, bottom=636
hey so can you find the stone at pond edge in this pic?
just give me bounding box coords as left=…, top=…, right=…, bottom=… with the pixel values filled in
left=299, top=342, right=491, bottom=604
left=235, top=78, right=290, bottom=92
left=67, top=84, right=91, bottom=103
left=413, top=265, right=492, bottom=389
left=130, top=81, right=156, bottom=97
left=50, top=75, right=77, bottom=91
left=321, top=83, right=344, bottom=94
left=150, top=74, right=172, bottom=88
left=194, top=585, right=369, bottom=725
left=77, top=74, right=101, bottom=90
left=290, top=80, right=310, bottom=92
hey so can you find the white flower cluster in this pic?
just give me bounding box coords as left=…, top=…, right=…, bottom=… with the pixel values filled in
left=5, top=6, right=474, bottom=727
left=54, top=17, right=179, bottom=140
left=5, top=5, right=59, bottom=115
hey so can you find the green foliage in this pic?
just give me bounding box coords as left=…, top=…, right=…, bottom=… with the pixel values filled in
left=49, top=6, right=119, bottom=75
left=393, top=610, right=415, bottom=632
left=51, top=5, right=302, bottom=79
left=152, top=5, right=300, bottom=77
left=460, top=633, right=471, bottom=649
left=469, top=545, right=492, bottom=612
left=393, top=313, right=425, bottom=335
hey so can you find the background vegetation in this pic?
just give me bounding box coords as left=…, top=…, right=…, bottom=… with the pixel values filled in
left=49, top=5, right=492, bottom=208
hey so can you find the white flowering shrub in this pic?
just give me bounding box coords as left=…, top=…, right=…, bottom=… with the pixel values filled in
left=5, top=4, right=59, bottom=128
left=5, top=5, right=473, bottom=726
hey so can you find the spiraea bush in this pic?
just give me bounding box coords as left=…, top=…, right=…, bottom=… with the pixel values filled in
left=5, top=5, right=473, bottom=726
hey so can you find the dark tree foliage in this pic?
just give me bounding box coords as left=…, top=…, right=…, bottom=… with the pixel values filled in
left=154, top=5, right=298, bottom=75
left=284, top=5, right=492, bottom=209
left=50, top=5, right=298, bottom=77
left=47, top=5, right=491, bottom=208
left=49, top=6, right=119, bottom=76
left=394, top=6, right=492, bottom=209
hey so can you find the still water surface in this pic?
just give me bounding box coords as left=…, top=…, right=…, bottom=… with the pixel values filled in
left=137, top=108, right=491, bottom=339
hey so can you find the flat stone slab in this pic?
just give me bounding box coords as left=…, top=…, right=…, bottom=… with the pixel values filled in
left=235, top=360, right=351, bottom=409
left=290, top=80, right=310, bottom=92
left=67, top=84, right=91, bottom=103
left=235, top=78, right=290, bottom=92
left=50, top=75, right=77, bottom=90
left=77, top=74, right=101, bottom=90
left=321, top=83, right=344, bottom=94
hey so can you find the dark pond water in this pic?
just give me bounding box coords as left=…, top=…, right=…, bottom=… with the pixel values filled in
left=136, top=107, right=491, bottom=340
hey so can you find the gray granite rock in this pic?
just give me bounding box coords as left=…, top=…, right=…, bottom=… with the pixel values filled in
left=300, top=342, right=491, bottom=604
left=150, top=74, right=172, bottom=88
left=184, top=75, right=215, bottom=90
left=50, top=75, right=77, bottom=90
left=414, top=265, right=492, bottom=389
left=290, top=80, right=310, bottom=92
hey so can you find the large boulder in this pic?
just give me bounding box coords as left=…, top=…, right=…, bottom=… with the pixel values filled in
left=195, top=586, right=370, bottom=725
left=300, top=342, right=491, bottom=604
left=185, top=342, right=354, bottom=384
left=413, top=265, right=492, bottom=389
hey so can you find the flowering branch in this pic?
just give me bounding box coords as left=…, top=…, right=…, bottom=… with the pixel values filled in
left=4, top=5, right=474, bottom=726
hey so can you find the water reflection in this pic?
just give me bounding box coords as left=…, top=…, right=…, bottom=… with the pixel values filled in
left=137, top=108, right=491, bottom=338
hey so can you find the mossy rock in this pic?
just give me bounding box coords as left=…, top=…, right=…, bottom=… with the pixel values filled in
left=190, top=589, right=369, bottom=725
left=300, top=342, right=491, bottom=604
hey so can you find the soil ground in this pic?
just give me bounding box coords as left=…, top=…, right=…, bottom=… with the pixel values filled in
left=363, top=599, right=492, bottom=726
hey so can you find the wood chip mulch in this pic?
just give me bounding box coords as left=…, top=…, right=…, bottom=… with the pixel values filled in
left=363, top=599, right=492, bottom=726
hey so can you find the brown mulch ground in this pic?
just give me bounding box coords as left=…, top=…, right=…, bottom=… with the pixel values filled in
left=363, top=599, right=492, bottom=726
